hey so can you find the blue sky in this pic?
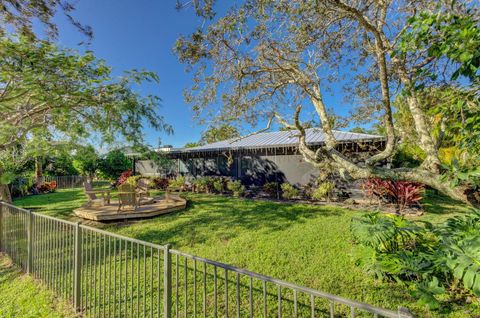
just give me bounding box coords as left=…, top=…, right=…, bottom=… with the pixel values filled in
left=50, top=1, right=358, bottom=148
left=51, top=0, right=212, bottom=148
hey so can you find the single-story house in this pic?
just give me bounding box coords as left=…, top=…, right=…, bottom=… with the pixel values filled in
left=135, top=128, right=385, bottom=186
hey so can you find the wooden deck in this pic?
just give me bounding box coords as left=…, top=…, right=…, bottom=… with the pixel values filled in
left=73, top=196, right=187, bottom=221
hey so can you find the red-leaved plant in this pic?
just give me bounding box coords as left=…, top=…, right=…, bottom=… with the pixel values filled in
left=152, top=177, right=170, bottom=190
left=116, top=169, right=132, bottom=187
left=37, top=181, right=57, bottom=193
left=362, top=178, right=424, bottom=213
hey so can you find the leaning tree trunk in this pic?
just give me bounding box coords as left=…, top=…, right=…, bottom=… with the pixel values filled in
left=296, top=140, right=477, bottom=206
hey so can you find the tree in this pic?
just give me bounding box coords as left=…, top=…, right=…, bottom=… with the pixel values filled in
left=183, top=124, right=240, bottom=148
left=0, top=36, right=171, bottom=152
left=44, top=150, right=79, bottom=176
left=0, top=0, right=93, bottom=40
left=394, top=86, right=479, bottom=159
left=396, top=11, right=480, bottom=158
left=184, top=142, right=201, bottom=148
left=175, top=1, right=479, bottom=204
left=200, top=124, right=240, bottom=144
left=72, top=146, right=99, bottom=182
left=0, top=36, right=171, bottom=201
left=350, top=127, right=369, bottom=134
left=98, top=149, right=132, bottom=180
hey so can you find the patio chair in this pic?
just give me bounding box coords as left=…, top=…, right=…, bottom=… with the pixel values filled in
left=83, top=182, right=111, bottom=207
left=136, top=178, right=151, bottom=199
left=165, top=183, right=183, bottom=202
left=117, top=183, right=139, bottom=212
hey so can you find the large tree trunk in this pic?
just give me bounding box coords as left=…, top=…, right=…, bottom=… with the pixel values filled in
left=402, top=83, right=442, bottom=173
left=0, top=184, right=12, bottom=203
left=35, top=157, right=43, bottom=184
left=0, top=168, right=13, bottom=203
left=298, top=144, right=474, bottom=205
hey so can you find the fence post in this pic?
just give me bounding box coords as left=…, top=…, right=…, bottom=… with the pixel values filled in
left=164, top=244, right=172, bottom=318
left=74, top=222, right=82, bottom=312
left=0, top=201, right=3, bottom=252
left=27, top=211, right=33, bottom=274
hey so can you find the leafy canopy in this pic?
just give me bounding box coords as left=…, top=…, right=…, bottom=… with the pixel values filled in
left=98, top=150, right=132, bottom=180
left=0, top=36, right=172, bottom=152
left=0, top=0, right=92, bottom=40
left=184, top=124, right=240, bottom=147
left=200, top=124, right=240, bottom=144
left=72, top=146, right=99, bottom=178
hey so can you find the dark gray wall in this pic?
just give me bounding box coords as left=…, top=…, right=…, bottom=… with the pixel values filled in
left=137, top=154, right=320, bottom=186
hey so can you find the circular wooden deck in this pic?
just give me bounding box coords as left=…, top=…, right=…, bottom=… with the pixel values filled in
left=73, top=195, right=187, bottom=221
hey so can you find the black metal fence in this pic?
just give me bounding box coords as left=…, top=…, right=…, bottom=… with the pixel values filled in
left=0, top=201, right=413, bottom=318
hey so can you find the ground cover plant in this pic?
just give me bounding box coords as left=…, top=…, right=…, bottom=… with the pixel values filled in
left=351, top=210, right=480, bottom=311
left=12, top=188, right=480, bottom=317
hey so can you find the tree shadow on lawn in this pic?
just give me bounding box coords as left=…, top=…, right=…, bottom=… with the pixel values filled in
left=0, top=254, right=19, bottom=286
left=13, top=189, right=86, bottom=219
left=113, top=193, right=346, bottom=248
left=419, top=189, right=471, bottom=222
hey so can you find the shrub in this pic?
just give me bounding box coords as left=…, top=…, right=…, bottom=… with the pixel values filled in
left=263, top=182, right=279, bottom=198
left=10, top=176, right=34, bottom=198
left=152, top=177, right=170, bottom=190
left=97, top=149, right=132, bottom=180
left=350, top=210, right=480, bottom=310
left=280, top=183, right=299, bottom=200
left=227, top=180, right=245, bottom=197
left=169, top=176, right=186, bottom=190
left=361, top=178, right=388, bottom=201
left=213, top=178, right=225, bottom=193
left=311, top=181, right=335, bottom=201
left=125, top=176, right=141, bottom=186
left=362, top=178, right=424, bottom=212
left=192, top=177, right=215, bottom=193
left=37, top=181, right=57, bottom=193
left=116, top=169, right=132, bottom=187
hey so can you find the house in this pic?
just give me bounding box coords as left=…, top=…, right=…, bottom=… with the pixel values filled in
left=135, top=128, right=385, bottom=186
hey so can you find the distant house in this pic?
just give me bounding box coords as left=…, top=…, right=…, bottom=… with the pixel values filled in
left=135, top=129, right=385, bottom=186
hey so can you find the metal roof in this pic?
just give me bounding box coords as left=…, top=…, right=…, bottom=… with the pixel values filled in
left=169, top=129, right=385, bottom=154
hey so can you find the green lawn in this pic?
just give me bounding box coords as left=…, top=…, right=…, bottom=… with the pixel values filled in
left=11, top=188, right=479, bottom=317
left=0, top=253, right=75, bottom=318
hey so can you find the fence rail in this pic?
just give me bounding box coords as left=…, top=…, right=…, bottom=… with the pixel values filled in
left=0, top=201, right=413, bottom=318
left=37, top=175, right=86, bottom=189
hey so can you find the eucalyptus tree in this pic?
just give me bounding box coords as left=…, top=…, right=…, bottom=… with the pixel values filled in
left=0, top=36, right=171, bottom=201
left=175, top=0, right=479, bottom=204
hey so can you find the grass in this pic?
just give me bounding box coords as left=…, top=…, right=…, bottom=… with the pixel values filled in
left=12, top=188, right=480, bottom=317
left=0, top=253, right=75, bottom=318
left=420, top=189, right=472, bottom=223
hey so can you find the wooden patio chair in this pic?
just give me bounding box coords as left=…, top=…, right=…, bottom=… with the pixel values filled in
left=83, top=182, right=111, bottom=207
left=136, top=178, right=151, bottom=199
left=117, top=183, right=139, bottom=212
left=166, top=183, right=183, bottom=202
